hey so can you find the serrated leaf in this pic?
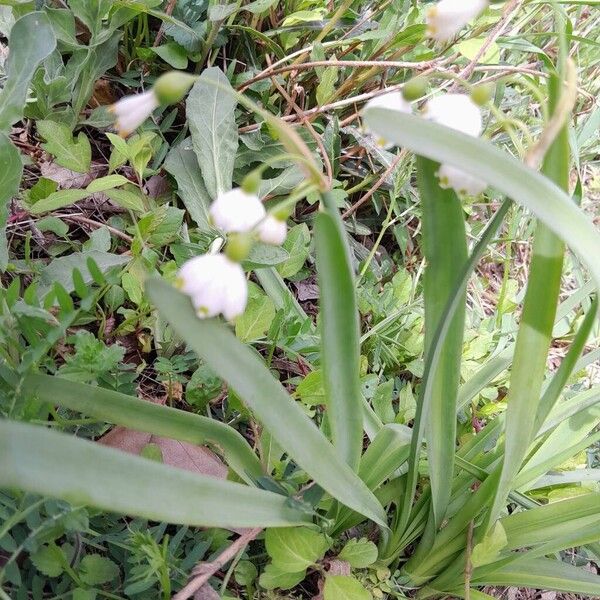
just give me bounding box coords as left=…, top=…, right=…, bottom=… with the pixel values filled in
left=265, top=527, right=330, bottom=572
left=338, top=538, right=378, bottom=568
left=30, top=543, right=65, bottom=578
left=187, top=67, right=238, bottom=198
left=323, top=575, right=371, bottom=600
left=78, top=554, right=119, bottom=585
left=37, top=121, right=91, bottom=173
left=259, top=563, right=306, bottom=590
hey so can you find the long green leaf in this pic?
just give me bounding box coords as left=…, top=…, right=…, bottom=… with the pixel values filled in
left=473, top=557, right=600, bottom=596
left=0, top=420, right=308, bottom=528
left=20, top=373, right=262, bottom=483
left=146, top=279, right=387, bottom=527
left=186, top=67, right=238, bottom=198
left=314, top=192, right=363, bottom=470
left=361, top=110, right=600, bottom=291
left=418, top=157, right=468, bottom=528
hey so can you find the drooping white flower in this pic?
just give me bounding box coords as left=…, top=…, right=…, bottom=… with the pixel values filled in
left=437, top=164, right=486, bottom=196
left=426, top=0, right=488, bottom=42
left=177, top=254, right=247, bottom=320
left=110, top=90, right=159, bottom=138
left=424, top=94, right=486, bottom=195
left=423, top=94, right=483, bottom=137
left=257, top=215, right=287, bottom=245
left=209, top=188, right=266, bottom=234
left=363, top=90, right=412, bottom=149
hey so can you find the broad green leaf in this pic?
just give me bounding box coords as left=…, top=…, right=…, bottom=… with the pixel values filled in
left=242, top=0, right=278, bottom=14
left=146, top=279, right=388, bottom=527
left=315, top=199, right=363, bottom=470
left=29, top=189, right=89, bottom=214
left=86, top=175, right=130, bottom=193
left=187, top=67, right=238, bottom=198
left=151, top=42, right=188, bottom=69
left=0, top=12, right=56, bottom=131
left=361, top=109, right=600, bottom=291
left=0, top=135, right=22, bottom=270
left=323, top=575, right=371, bottom=600
left=243, top=243, right=289, bottom=269
left=0, top=420, right=308, bottom=528
left=21, top=373, right=262, bottom=482
left=235, top=284, right=276, bottom=342
left=105, top=188, right=146, bottom=212
left=259, top=563, right=305, bottom=590
left=68, top=0, right=112, bottom=36
left=265, top=527, right=329, bottom=571
left=338, top=538, right=378, bottom=568
left=78, top=555, right=119, bottom=585
left=276, top=223, right=310, bottom=278
left=418, top=157, right=467, bottom=528
left=316, top=66, right=338, bottom=105
left=30, top=543, right=65, bottom=578
left=36, top=121, right=91, bottom=173
left=164, top=138, right=212, bottom=230
left=458, top=38, right=500, bottom=63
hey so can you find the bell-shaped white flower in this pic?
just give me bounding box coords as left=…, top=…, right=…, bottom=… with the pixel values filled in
left=177, top=254, right=247, bottom=320
left=363, top=91, right=412, bottom=149
left=257, top=215, right=287, bottom=245
left=209, top=188, right=266, bottom=234
left=424, top=94, right=486, bottom=195
left=437, top=164, right=486, bottom=196
left=426, top=0, right=488, bottom=42
left=424, top=94, right=482, bottom=137
left=110, top=90, right=159, bottom=138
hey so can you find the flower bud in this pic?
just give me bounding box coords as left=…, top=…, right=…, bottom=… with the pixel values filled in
left=110, top=90, right=159, bottom=137
left=426, top=0, right=488, bottom=42
left=153, top=71, right=197, bottom=106
left=209, top=188, right=266, bottom=234
left=257, top=215, right=287, bottom=245
left=402, top=77, right=428, bottom=101
left=225, top=232, right=254, bottom=262
left=471, top=83, right=494, bottom=107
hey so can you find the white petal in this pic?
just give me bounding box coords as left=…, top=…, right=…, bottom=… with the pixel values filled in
left=110, top=91, right=158, bottom=137
left=424, top=94, right=482, bottom=137
left=427, top=0, right=488, bottom=42
left=221, top=261, right=248, bottom=320
left=257, top=216, right=287, bottom=245
left=363, top=90, right=413, bottom=149
left=438, top=164, right=487, bottom=196
left=209, top=189, right=266, bottom=234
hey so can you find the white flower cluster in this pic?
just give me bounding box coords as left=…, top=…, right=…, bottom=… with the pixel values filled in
left=177, top=189, right=288, bottom=321
left=426, top=0, right=488, bottom=42
left=364, top=91, right=486, bottom=196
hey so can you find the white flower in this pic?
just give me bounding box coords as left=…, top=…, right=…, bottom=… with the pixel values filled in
left=110, top=90, right=159, bottom=138
left=209, top=188, right=266, bottom=234
left=423, top=94, right=482, bottom=137
left=424, top=94, right=486, bottom=195
left=257, top=215, right=287, bottom=245
left=426, top=0, right=488, bottom=42
left=437, top=164, right=486, bottom=196
left=177, top=254, right=247, bottom=320
left=363, top=91, right=412, bottom=149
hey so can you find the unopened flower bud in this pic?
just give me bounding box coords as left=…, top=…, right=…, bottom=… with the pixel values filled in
left=153, top=71, right=197, bottom=106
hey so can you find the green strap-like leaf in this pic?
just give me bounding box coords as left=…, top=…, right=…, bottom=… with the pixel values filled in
left=362, top=109, right=600, bottom=291
left=314, top=192, right=363, bottom=470
left=0, top=135, right=23, bottom=271
left=20, top=373, right=262, bottom=483
left=0, top=420, right=308, bottom=528
left=146, top=279, right=387, bottom=528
